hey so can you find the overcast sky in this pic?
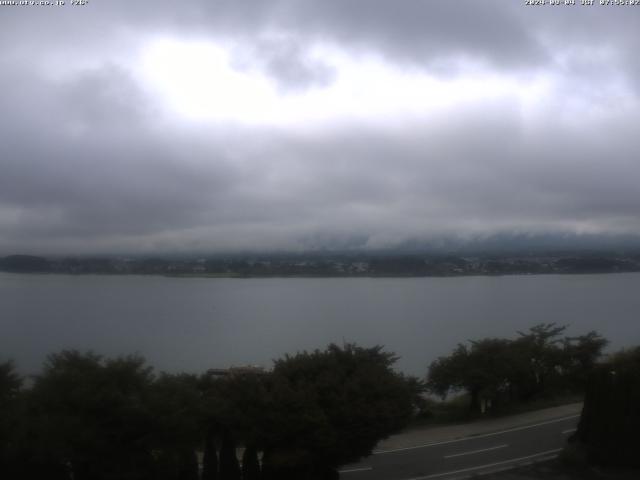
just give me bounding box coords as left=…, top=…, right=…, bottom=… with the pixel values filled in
left=1, top=0, right=639, bottom=254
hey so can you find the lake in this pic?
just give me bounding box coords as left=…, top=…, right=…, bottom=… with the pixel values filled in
left=1, top=272, right=639, bottom=376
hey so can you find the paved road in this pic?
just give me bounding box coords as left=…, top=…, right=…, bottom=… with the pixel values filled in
left=339, top=411, right=580, bottom=480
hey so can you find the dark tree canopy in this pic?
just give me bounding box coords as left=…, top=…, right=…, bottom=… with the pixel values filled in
left=201, top=429, right=218, bottom=480
left=0, top=361, right=23, bottom=472
left=0, top=343, right=421, bottom=480
left=0, top=361, right=22, bottom=403
left=218, top=429, right=241, bottom=480
left=427, top=324, right=607, bottom=413
left=574, top=347, right=640, bottom=467
left=258, top=344, right=422, bottom=477
left=241, top=445, right=261, bottom=480
left=27, top=351, right=156, bottom=480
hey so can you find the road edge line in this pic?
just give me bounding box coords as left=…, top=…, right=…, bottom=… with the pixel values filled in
left=374, top=415, right=580, bottom=454
left=405, top=448, right=563, bottom=480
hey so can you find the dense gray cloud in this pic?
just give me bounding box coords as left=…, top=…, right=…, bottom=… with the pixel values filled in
left=231, top=39, right=337, bottom=91
left=1, top=1, right=639, bottom=254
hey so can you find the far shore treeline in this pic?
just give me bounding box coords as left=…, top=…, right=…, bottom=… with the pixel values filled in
left=2, top=252, right=640, bottom=277
left=1, top=326, right=638, bottom=479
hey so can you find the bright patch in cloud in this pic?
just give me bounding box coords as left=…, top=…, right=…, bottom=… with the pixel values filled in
left=138, top=39, right=277, bottom=122
left=137, top=37, right=543, bottom=127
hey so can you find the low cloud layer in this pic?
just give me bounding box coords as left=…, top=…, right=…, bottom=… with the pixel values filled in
left=1, top=1, right=639, bottom=254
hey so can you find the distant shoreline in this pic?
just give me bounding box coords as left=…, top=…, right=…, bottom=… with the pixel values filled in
left=2, top=252, right=640, bottom=278
left=2, top=270, right=640, bottom=279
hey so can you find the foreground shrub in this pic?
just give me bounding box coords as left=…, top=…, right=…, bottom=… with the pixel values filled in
left=573, top=347, right=640, bottom=467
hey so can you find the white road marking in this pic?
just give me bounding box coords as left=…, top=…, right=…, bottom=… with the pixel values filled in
left=443, top=444, right=508, bottom=459
left=473, top=455, right=559, bottom=477
left=406, top=448, right=563, bottom=479
left=374, top=414, right=580, bottom=454
left=561, top=428, right=577, bottom=434
left=339, top=466, right=373, bottom=474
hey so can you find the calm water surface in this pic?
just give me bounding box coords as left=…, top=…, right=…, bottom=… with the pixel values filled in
left=1, top=273, right=639, bottom=376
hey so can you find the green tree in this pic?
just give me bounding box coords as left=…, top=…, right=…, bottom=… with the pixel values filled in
left=427, top=324, right=607, bottom=412
left=27, top=351, right=156, bottom=480
left=200, top=370, right=270, bottom=452
left=260, top=344, right=422, bottom=478
left=561, top=331, right=608, bottom=390
left=0, top=360, right=21, bottom=403
left=0, top=361, right=23, bottom=476
left=574, top=347, right=640, bottom=467
left=201, top=429, right=218, bottom=480
left=219, top=429, right=241, bottom=480
left=177, top=449, right=199, bottom=480
left=427, top=339, right=513, bottom=413
left=147, top=373, right=203, bottom=480
left=241, top=445, right=260, bottom=480
left=199, top=369, right=270, bottom=479
left=512, top=323, right=568, bottom=398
